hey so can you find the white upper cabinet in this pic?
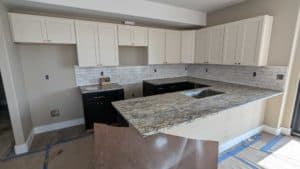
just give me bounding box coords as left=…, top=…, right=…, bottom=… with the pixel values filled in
left=118, top=25, right=148, bottom=46
left=165, top=30, right=181, bottom=64
left=209, top=25, right=225, bottom=64
left=195, top=26, right=224, bottom=65
left=76, top=21, right=119, bottom=67
left=9, top=13, right=76, bottom=44
left=118, top=25, right=132, bottom=46
left=195, top=29, right=210, bottom=64
left=148, top=28, right=166, bottom=64
left=44, top=17, right=75, bottom=44
left=181, top=30, right=196, bottom=63
left=223, top=15, right=273, bottom=66
left=75, top=20, right=99, bottom=67
left=223, top=23, right=240, bottom=65
left=98, top=23, right=119, bottom=66
left=9, top=13, right=46, bottom=43
left=132, top=27, right=148, bottom=46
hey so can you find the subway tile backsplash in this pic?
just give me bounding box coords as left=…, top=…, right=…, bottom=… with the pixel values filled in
left=188, top=64, right=287, bottom=90
left=75, top=64, right=287, bottom=91
left=74, top=64, right=188, bottom=86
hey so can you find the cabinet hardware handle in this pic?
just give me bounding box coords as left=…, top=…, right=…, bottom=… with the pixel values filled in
left=94, top=96, right=105, bottom=99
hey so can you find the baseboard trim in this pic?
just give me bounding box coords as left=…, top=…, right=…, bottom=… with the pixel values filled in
left=14, top=129, right=34, bottom=155
left=262, top=125, right=281, bottom=135
left=33, top=118, right=85, bottom=134
left=280, top=127, right=291, bottom=136
left=14, top=118, right=84, bottom=155
left=219, top=126, right=263, bottom=153
left=262, top=125, right=292, bottom=136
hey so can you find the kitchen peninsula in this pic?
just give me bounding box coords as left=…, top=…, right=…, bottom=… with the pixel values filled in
left=112, top=77, right=282, bottom=151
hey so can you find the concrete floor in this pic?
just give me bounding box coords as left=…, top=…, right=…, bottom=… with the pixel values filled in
left=1, top=125, right=300, bottom=169
left=0, top=125, right=94, bottom=169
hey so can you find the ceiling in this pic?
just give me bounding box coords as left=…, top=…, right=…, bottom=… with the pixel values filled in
left=147, top=0, right=247, bottom=12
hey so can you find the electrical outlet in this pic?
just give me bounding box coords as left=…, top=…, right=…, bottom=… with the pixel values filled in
left=45, top=74, right=49, bottom=80
left=277, top=74, right=284, bottom=80
left=50, top=109, right=60, bottom=117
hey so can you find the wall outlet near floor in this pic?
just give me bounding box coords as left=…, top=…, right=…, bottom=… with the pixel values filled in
left=50, top=109, right=60, bottom=117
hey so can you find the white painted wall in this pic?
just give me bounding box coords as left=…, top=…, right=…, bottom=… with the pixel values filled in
left=0, top=2, right=32, bottom=145
left=162, top=100, right=266, bottom=143
left=18, top=45, right=84, bottom=127
left=13, top=0, right=206, bottom=26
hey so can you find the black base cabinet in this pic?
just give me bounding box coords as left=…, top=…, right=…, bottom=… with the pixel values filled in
left=82, top=89, right=129, bottom=130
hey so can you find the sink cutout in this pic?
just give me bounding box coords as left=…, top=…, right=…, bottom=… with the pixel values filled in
left=183, top=89, right=224, bottom=99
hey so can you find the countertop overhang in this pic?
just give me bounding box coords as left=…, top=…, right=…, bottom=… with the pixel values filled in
left=112, top=77, right=283, bottom=137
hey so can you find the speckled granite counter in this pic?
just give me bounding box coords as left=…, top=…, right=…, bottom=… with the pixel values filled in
left=80, top=83, right=123, bottom=94
left=112, top=77, right=282, bottom=136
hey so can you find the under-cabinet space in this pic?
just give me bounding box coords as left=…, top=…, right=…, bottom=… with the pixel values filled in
left=119, top=47, right=148, bottom=66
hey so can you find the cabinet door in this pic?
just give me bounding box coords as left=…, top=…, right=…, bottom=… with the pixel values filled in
left=195, top=29, right=210, bottom=64
left=118, top=25, right=132, bottom=46
left=238, top=19, right=261, bottom=66
left=223, top=23, right=239, bottom=65
left=75, top=20, right=99, bottom=67
left=209, top=26, right=225, bottom=64
left=165, top=30, right=181, bottom=64
left=181, top=31, right=196, bottom=63
left=98, top=23, right=119, bottom=66
left=45, top=17, right=76, bottom=44
left=148, top=29, right=166, bottom=64
left=9, top=13, right=47, bottom=43
left=132, top=27, right=148, bottom=46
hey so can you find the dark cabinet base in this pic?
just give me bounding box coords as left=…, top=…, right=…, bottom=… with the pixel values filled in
left=82, top=89, right=128, bottom=130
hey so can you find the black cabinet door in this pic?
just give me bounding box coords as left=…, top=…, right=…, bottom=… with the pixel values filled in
left=82, top=89, right=125, bottom=130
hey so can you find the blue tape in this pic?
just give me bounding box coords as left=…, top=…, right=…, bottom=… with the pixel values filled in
left=260, top=135, right=283, bottom=153
left=43, top=144, right=50, bottom=169
left=218, top=134, right=261, bottom=163
left=234, top=156, right=259, bottom=169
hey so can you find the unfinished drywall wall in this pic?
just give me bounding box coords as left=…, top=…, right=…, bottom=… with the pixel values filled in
left=18, top=45, right=84, bottom=127
left=208, top=0, right=300, bottom=129
left=0, top=2, right=32, bottom=145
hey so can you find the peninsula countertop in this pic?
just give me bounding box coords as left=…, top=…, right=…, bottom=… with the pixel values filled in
left=112, top=77, right=282, bottom=136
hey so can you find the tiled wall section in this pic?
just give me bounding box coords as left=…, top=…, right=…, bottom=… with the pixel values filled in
left=188, top=64, right=287, bottom=90
left=75, top=64, right=287, bottom=91
left=74, top=64, right=188, bottom=86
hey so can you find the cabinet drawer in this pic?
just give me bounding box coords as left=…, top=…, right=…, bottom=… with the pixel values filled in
left=83, top=89, right=124, bottom=103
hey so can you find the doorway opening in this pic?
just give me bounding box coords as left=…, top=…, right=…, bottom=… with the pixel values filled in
left=0, top=72, right=14, bottom=158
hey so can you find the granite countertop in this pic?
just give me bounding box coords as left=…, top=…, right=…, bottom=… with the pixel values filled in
left=79, top=83, right=123, bottom=94
left=112, top=77, right=282, bottom=136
